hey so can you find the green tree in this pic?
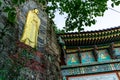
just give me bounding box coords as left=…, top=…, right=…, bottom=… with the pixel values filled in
left=1, top=0, right=120, bottom=32
left=53, top=24, right=65, bottom=34
left=41, top=0, right=120, bottom=32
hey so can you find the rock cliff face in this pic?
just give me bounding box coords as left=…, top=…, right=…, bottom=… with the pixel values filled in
left=0, top=0, right=61, bottom=80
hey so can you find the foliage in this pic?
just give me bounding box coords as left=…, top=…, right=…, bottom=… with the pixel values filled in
left=0, top=48, right=34, bottom=80
left=1, top=0, right=26, bottom=24
left=0, top=0, right=119, bottom=79
left=53, top=23, right=65, bottom=34
left=8, top=49, right=34, bottom=80
left=0, top=1, right=2, bottom=7
left=1, top=0, right=120, bottom=31
left=43, top=0, right=120, bottom=32
left=3, top=7, right=16, bottom=23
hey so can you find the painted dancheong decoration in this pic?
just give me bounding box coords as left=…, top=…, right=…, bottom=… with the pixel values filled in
left=59, top=26, right=120, bottom=80
left=20, top=9, right=41, bottom=48
left=66, top=53, right=80, bottom=65
left=61, top=62, right=120, bottom=76
left=97, top=49, right=111, bottom=62
left=68, top=73, right=119, bottom=80
left=113, top=48, right=120, bottom=58
left=80, top=51, right=95, bottom=64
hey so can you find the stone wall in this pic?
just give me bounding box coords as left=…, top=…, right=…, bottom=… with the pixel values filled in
left=0, top=0, right=61, bottom=80
left=17, top=0, right=47, bottom=52
left=17, top=0, right=61, bottom=80
left=0, top=1, right=18, bottom=79
left=45, top=20, right=61, bottom=79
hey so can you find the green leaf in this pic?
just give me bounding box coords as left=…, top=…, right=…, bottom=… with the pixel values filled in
left=92, top=19, right=96, bottom=24
left=115, top=1, right=120, bottom=6
left=8, top=11, right=16, bottom=23
left=42, top=0, right=120, bottom=31
left=111, top=3, right=114, bottom=7
left=42, top=1, right=46, bottom=5
left=12, top=0, right=18, bottom=4
left=0, top=1, right=2, bottom=7
left=20, top=0, right=25, bottom=4
left=3, top=6, right=11, bottom=12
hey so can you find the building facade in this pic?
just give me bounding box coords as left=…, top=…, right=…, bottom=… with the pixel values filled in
left=58, top=26, right=120, bottom=80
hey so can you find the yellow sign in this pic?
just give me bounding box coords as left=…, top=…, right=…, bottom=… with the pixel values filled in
left=20, top=9, right=41, bottom=48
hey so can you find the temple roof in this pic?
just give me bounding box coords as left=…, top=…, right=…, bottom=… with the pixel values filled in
left=58, top=26, right=120, bottom=46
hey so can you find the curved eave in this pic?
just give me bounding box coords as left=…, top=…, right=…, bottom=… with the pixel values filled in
left=58, top=26, right=120, bottom=46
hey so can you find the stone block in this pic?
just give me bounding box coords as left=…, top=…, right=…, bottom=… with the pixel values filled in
left=39, top=27, right=46, bottom=35
left=38, top=37, right=44, bottom=44
left=37, top=46, right=45, bottom=53
left=28, top=1, right=38, bottom=9
left=0, top=22, right=5, bottom=30
left=40, top=18, right=47, bottom=28
left=21, top=6, right=29, bottom=15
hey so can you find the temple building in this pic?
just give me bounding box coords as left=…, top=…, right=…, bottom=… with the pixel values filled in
left=58, top=26, right=120, bottom=80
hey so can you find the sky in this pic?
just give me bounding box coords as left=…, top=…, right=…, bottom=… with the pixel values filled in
left=53, top=1, right=120, bottom=31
